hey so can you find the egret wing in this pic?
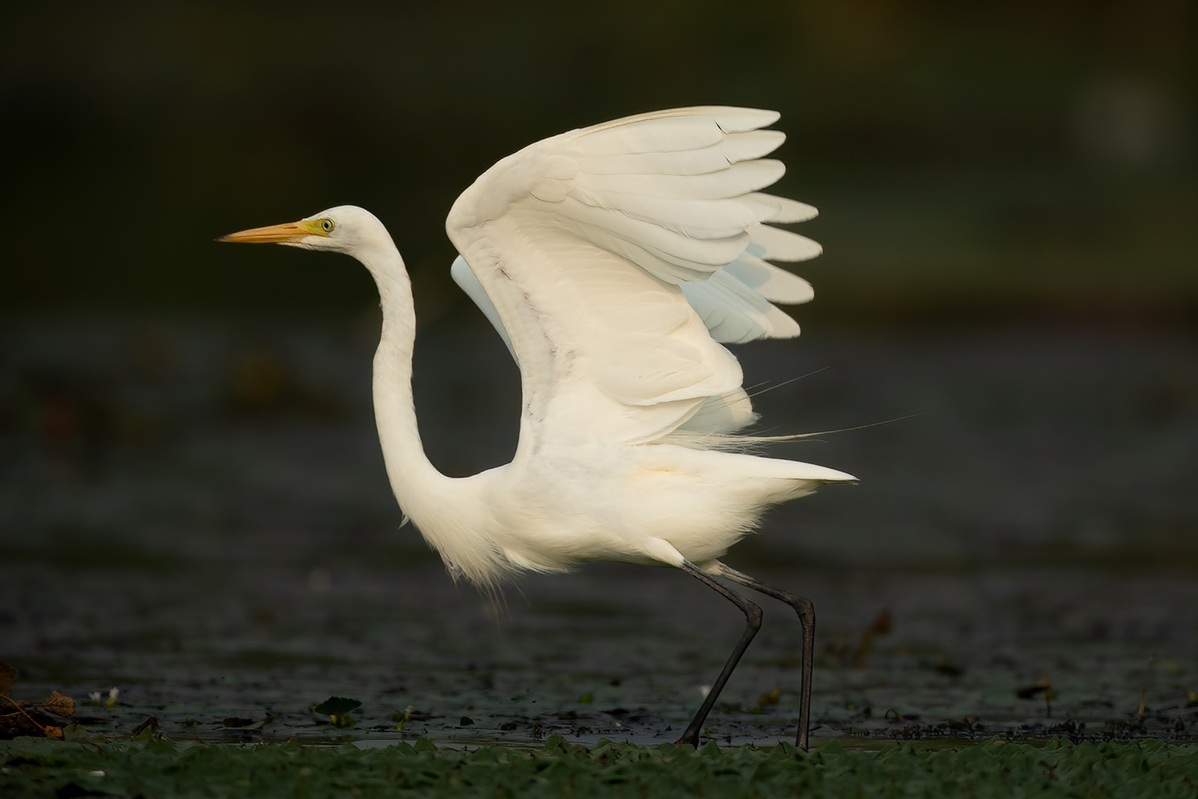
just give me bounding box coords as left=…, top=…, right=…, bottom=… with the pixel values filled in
left=445, top=107, right=822, bottom=456
left=451, top=255, right=516, bottom=359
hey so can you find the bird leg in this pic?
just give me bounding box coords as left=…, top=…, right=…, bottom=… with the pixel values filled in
left=716, top=563, right=816, bottom=751
left=675, top=560, right=763, bottom=748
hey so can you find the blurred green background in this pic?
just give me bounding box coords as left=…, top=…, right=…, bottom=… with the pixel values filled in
left=4, top=1, right=1194, bottom=326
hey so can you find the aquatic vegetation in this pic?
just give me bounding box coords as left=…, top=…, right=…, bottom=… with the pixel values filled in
left=3, top=736, right=1197, bottom=798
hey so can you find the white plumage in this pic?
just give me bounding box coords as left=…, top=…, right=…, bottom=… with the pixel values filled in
left=221, top=106, right=855, bottom=749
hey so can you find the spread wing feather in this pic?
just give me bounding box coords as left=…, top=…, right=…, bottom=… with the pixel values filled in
left=445, top=107, right=824, bottom=458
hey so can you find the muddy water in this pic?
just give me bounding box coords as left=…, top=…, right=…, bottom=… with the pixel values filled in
left=2, top=318, right=1196, bottom=745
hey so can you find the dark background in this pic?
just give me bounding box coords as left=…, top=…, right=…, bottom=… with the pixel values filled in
left=2, top=1, right=1196, bottom=743
left=4, top=1, right=1194, bottom=323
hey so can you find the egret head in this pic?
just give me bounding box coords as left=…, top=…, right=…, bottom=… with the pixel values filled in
left=219, top=205, right=387, bottom=256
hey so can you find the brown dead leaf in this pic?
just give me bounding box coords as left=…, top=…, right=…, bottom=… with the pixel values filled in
left=41, top=691, right=76, bottom=718
left=0, top=705, right=61, bottom=740
left=849, top=608, right=894, bottom=667
left=0, top=662, right=16, bottom=696
left=0, top=663, right=78, bottom=740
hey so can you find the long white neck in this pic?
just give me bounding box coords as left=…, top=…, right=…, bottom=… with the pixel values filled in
left=357, top=239, right=452, bottom=526
left=345, top=216, right=506, bottom=588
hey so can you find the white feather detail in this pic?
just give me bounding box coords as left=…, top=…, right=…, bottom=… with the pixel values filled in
left=444, top=107, right=822, bottom=455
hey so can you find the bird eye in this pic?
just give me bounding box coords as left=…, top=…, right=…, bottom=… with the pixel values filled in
left=320, top=218, right=336, bottom=233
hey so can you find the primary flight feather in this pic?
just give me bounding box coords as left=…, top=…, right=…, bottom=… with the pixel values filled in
left=221, top=106, right=855, bottom=749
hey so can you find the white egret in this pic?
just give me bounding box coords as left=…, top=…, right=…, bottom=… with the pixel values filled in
left=220, top=107, right=855, bottom=749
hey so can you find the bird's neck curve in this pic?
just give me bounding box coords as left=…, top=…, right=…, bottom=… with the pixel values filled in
left=358, top=240, right=453, bottom=523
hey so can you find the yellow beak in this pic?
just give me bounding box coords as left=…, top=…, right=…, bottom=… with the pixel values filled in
left=218, top=220, right=315, bottom=244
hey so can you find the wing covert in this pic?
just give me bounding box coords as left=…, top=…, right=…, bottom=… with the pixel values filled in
left=445, top=107, right=823, bottom=458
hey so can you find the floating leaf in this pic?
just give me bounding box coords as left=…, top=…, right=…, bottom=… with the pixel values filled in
left=313, top=697, right=361, bottom=716
left=222, top=717, right=256, bottom=728
left=314, top=696, right=361, bottom=728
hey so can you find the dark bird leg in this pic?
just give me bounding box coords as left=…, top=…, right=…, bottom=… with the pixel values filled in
left=717, top=563, right=816, bottom=751
left=675, top=560, right=763, bottom=748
